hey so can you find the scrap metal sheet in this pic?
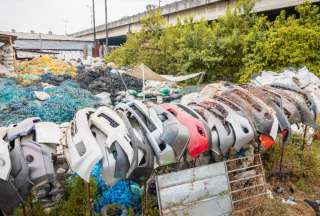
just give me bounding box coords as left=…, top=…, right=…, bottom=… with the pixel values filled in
left=156, top=162, right=232, bottom=216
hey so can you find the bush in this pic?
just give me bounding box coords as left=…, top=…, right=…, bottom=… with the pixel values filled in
left=105, top=1, right=320, bottom=83
left=241, top=2, right=320, bottom=82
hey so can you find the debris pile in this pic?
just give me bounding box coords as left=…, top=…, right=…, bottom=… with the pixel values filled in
left=1, top=67, right=320, bottom=214
left=76, top=66, right=143, bottom=94
left=15, top=55, right=76, bottom=85
left=0, top=78, right=99, bottom=125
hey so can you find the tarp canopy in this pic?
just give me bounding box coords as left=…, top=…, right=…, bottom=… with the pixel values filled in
left=126, top=64, right=168, bottom=81
left=162, top=72, right=204, bottom=82
left=124, top=64, right=204, bottom=82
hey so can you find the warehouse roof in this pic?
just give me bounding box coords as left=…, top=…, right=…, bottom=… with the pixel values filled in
left=0, top=33, right=17, bottom=44
left=0, top=31, right=93, bottom=42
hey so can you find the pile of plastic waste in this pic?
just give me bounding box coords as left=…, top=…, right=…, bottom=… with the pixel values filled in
left=76, top=65, right=143, bottom=94
left=91, top=163, right=142, bottom=214
left=15, top=56, right=77, bottom=85
left=0, top=78, right=99, bottom=125
left=1, top=67, right=320, bottom=214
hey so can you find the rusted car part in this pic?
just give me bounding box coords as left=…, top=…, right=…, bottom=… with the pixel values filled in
left=161, top=103, right=210, bottom=158
left=117, top=100, right=176, bottom=166
left=155, top=154, right=266, bottom=216
left=151, top=105, right=190, bottom=161
left=271, top=84, right=320, bottom=130
left=242, top=85, right=291, bottom=143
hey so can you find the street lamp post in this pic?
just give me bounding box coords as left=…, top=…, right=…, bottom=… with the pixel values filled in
left=104, top=0, right=109, bottom=54
left=92, top=0, right=97, bottom=44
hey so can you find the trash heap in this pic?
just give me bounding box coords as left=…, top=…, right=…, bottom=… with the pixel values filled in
left=76, top=66, right=143, bottom=94
left=0, top=78, right=99, bottom=125
left=15, top=55, right=77, bottom=85
left=1, top=67, right=320, bottom=214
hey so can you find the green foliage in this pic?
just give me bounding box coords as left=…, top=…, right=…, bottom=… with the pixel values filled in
left=241, top=2, right=320, bottom=82
left=106, top=1, right=320, bottom=83
left=142, top=195, right=159, bottom=216
left=106, top=0, right=258, bottom=82
left=263, top=136, right=320, bottom=181
left=15, top=176, right=98, bottom=216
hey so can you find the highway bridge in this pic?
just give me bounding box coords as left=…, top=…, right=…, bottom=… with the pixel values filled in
left=70, top=0, right=320, bottom=46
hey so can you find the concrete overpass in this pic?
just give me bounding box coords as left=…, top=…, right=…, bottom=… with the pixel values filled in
left=70, top=0, right=320, bottom=45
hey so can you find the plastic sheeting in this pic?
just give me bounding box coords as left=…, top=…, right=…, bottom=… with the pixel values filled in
left=0, top=78, right=99, bottom=125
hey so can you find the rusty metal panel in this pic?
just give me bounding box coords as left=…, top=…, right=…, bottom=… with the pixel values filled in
left=156, top=162, right=232, bottom=216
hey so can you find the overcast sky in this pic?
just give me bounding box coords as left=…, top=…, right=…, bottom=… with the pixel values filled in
left=0, top=0, right=176, bottom=35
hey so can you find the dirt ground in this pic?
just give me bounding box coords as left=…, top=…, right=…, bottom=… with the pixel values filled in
left=265, top=178, right=320, bottom=216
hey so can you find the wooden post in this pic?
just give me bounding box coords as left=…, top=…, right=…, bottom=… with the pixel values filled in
left=1, top=209, right=8, bottom=216
left=279, top=142, right=285, bottom=174
left=22, top=204, right=27, bottom=216
left=301, top=126, right=308, bottom=152
left=85, top=182, right=92, bottom=216
left=300, top=126, right=308, bottom=177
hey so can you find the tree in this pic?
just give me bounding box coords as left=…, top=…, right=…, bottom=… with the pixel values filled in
left=241, top=2, right=320, bottom=82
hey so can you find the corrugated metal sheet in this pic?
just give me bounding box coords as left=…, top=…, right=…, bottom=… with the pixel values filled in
left=156, top=162, right=232, bottom=216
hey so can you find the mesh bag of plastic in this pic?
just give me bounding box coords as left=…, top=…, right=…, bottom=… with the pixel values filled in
left=0, top=78, right=99, bottom=126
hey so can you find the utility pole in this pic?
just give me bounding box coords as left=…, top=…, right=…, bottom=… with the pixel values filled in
left=92, top=0, right=97, bottom=44
left=104, top=0, right=109, bottom=54
left=158, top=0, right=161, bottom=8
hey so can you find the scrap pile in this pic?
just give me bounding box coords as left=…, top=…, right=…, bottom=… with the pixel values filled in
left=15, top=55, right=77, bottom=85
left=0, top=78, right=99, bottom=125
left=0, top=44, right=15, bottom=72
left=76, top=66, right=143, bottom=95
left=1, top=67, right=320, bottom=214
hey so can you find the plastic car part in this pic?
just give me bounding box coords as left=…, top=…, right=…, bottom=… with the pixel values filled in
left=271, top=84, right=320, bottom=130
left=176, top=103, right=212, bottom=150
left=116, top=108, right=155, bottom=184
left=17, top=134, right=56, bottom=187
left=218, top=84, right=279, bottom=140
left=6, top=117, right=41, bottom=141
left=65, top=108, right=103, bottom=182
left=307, top=90, right=320, bottom=124
left=116, top=100, right=175, bottom=166
left=242, top=85, right=291, bottom=144
left=263, top=86, right=302, bottom=125
left=0, top=137, right=32, bottom=213
left=259, top=134, right=276, bottom=150
left=176, top=103, right=206, bottom=121
left=5, top=119, right=57, bottom=186
left=151, top=105, right=190, bottom=160
left=189, top=104, right=233, bottom=155
left=0, top=127, right=11, bottom=181
left=202, top=99, right=255, bottom=152
left=89, top=106, right=135, bottom=186
left=161, top=103, right=209, bottom=158
left=35, top=122, right=62, bottom=154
